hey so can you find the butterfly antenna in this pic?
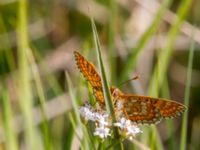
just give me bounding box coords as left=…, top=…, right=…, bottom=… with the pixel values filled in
left=118, top=75, right=140, bottom=88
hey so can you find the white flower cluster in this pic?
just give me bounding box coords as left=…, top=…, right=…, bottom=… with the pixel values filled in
left=79, top=104, right=141, bottom=140
left=114, top=118, right=141, bottom=140
left=79, top=104, right=111, bottom=138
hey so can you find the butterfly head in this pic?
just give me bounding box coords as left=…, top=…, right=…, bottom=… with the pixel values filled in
left=110, top=86, right=123, bottom=99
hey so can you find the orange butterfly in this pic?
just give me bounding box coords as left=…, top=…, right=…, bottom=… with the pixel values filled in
left=74, top=51, right=186, bottom=124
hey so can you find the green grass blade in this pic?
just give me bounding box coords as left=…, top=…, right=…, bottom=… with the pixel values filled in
left=66, top=72, right=93, bottom=149
left=66, top=72, right=81, bottom=123
left=180, top=32, right=195, bottom=150
left=161, top=79, right=177, bottom=150
left=148, top=0, right=192, bottom=96
left=68, top=113, right=84, bottom=149
left=147, top=0, right=192, bottom=148
left=91, top=17, right=123, bottom=150
left=0, top=14, right=16, bottom=70
left=108, top=0, right=117, bottom=84
left=91, top=17, right=114, bottom=118
left=119, top=0, right=172, bottom=83
left=146, top=0, right=192, bottom=149
left=149, top=126, right=164, bottom=150
left=63, top=123, right=74, bottom=150
left=33, top=49, right=64, bottom=96
left=1, top=89, right=18, bottom=150
left=27, top=49, right=52, bottom=150
left=17, top=0, right=38, bottom=149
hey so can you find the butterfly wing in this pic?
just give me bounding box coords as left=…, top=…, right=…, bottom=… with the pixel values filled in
left=119, top=94, right=186, bottom=124
left=74, top=51, right=104, bottom=104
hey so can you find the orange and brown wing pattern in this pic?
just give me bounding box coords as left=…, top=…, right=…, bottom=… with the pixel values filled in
left=74, top=51, right=104, bottom=104
left=120, top=95, right=186, bottom=124
left=152, top=97, right=186, bottom=118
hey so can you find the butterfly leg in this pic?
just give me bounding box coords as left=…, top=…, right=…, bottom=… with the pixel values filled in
left=122, top=108, right=130, bottom=119
left=114, top=107, right=129, bottom=120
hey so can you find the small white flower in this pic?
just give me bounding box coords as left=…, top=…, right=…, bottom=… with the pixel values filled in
left=94, top=113, right=109, bottom=126
left=94, top=126, right=111, bottom=139
left=80, top=103, right=141, bottom=140
left=114, top=117, right=131, bottom=129
left=79, top=104, right=110, bottom=126
left=126, top=124, right=141, bottom=136
left=79, top=106, right=96, bottom=121
left=114, top=117, right=141, bottom=138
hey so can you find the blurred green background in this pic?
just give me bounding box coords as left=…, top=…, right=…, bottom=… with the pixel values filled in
left=0, top=0, right=200, bottom=150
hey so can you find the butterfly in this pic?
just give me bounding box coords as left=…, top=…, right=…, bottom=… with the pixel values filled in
left=74, top=51, right=186, bottom=124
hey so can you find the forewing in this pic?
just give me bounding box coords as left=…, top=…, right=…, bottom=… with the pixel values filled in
left=120, top=95, right=186, bottom=124
left=74, top=51, right=104, bottom=104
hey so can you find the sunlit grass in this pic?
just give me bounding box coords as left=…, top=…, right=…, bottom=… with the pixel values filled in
left=17, top=0, right=38, bottom=149
left=1, top=89, right=18, bottom=150
left=180, top=32, right=195, bottom=150
left=91, top=17, right=124, bottom=150
left=147, top=0, right=192, bottom=149
left=27, top=49, right=52, bottom=150
left=119, top=0, right=173, bottom=83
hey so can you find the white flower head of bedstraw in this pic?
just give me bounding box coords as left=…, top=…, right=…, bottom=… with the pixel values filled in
left=79, top=104, right=111, bottom=139
left=114, top=117, right=141, bottom=140
left=79, top=104, right=96, bottom=121
left=94, top=126, right=111, bottom=139
left=79, top=104, right=141, bottom=139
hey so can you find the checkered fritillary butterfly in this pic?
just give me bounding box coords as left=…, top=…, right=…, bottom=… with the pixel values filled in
left=74, top=51, right=186, bottom=124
